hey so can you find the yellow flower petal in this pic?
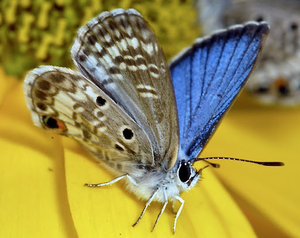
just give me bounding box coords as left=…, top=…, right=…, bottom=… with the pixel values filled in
left=0, top=68, right=19, bottom=104
left=202, top=95, right=300, bottom=237
left=0, top=78, right=77, bottom=237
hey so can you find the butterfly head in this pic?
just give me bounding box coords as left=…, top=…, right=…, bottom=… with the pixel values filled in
left=175, top=160, right=210, bottom=192
left=177, top=161, right=199, bottom=188
left=172, top=150, right=208, bottom=192
left=175, top=155, right=284, bottom=193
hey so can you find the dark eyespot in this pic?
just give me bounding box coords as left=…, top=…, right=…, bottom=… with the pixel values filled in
left=178, top=162, right=191, bottom=183
left=123, top=128, right=133, bottom=140
left=43, top=116, right=59, bottom=129
left=96, top=96, right=106, bottom=106
left=42, top=116, right=67, bottom=130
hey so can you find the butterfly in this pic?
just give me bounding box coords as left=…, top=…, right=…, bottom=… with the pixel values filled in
left=197, top=0, right=300, bottom=105
left=23, top=8, right=283, bottom=233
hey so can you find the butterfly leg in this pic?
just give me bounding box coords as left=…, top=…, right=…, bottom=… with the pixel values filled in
left=173, top=196, right=184, bottom=233
left=85, top=173, right=138, bottom=187
left=132, top=187, right=160, bottom=227
left=171, top=201, right=177, bottom=214
left=151, top=189, right=168, bottom=231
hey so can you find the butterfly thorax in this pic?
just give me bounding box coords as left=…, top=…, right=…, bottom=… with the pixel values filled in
left=124, top=148, right=200, bottom=203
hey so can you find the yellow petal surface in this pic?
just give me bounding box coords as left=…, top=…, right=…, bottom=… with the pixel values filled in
left=0, top=68, right=19, bottom=105
left=0, top=72, right=77, bottom=238
left=0, top=71, right=258, bottom=237
left=202, top=95, right=300, bottom=237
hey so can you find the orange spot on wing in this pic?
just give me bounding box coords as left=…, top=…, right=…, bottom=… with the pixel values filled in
left=56, top=119, right=67, bottom=130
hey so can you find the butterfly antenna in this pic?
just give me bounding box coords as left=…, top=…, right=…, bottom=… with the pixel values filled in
left=191, top=157, right=284, bottom=168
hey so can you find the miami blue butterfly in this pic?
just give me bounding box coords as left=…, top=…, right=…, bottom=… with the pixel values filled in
left=24, top=9, right=283, bottom=233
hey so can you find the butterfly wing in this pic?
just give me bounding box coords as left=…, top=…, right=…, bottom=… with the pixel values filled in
left=24, top=66, right=154, bottom=175
left=198, top=0, right=300, bottom=105
left=221, top=0, right=300, bottom=105
left=71, top=9, right=179, bottom=169
left=169, top=22, right=269, bottom=158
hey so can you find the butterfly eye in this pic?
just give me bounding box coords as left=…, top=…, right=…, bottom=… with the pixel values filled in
left=178, top=162, right=191, bottom=183
left=122, top=128, right=134, bottom=140
left=42, top=116, right=67, bottom=131
left=96, top=96, right=106, bottom=106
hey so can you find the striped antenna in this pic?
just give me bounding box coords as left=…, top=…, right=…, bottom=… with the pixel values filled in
left=191, top=157, right=284, bottom=168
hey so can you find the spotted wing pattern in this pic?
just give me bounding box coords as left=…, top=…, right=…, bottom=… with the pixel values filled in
left=71, top=9, right=178, bottom=169
left=24, top=65, right=155, bottom=177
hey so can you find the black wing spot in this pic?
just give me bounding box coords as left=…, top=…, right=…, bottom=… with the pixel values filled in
left=43, top=116, right=59, bottom=129
left=42, top=116, right=67, bottom=131
left=123, top=128, right=134, bottom=140
left=96, top=96, right=106, bottom=106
